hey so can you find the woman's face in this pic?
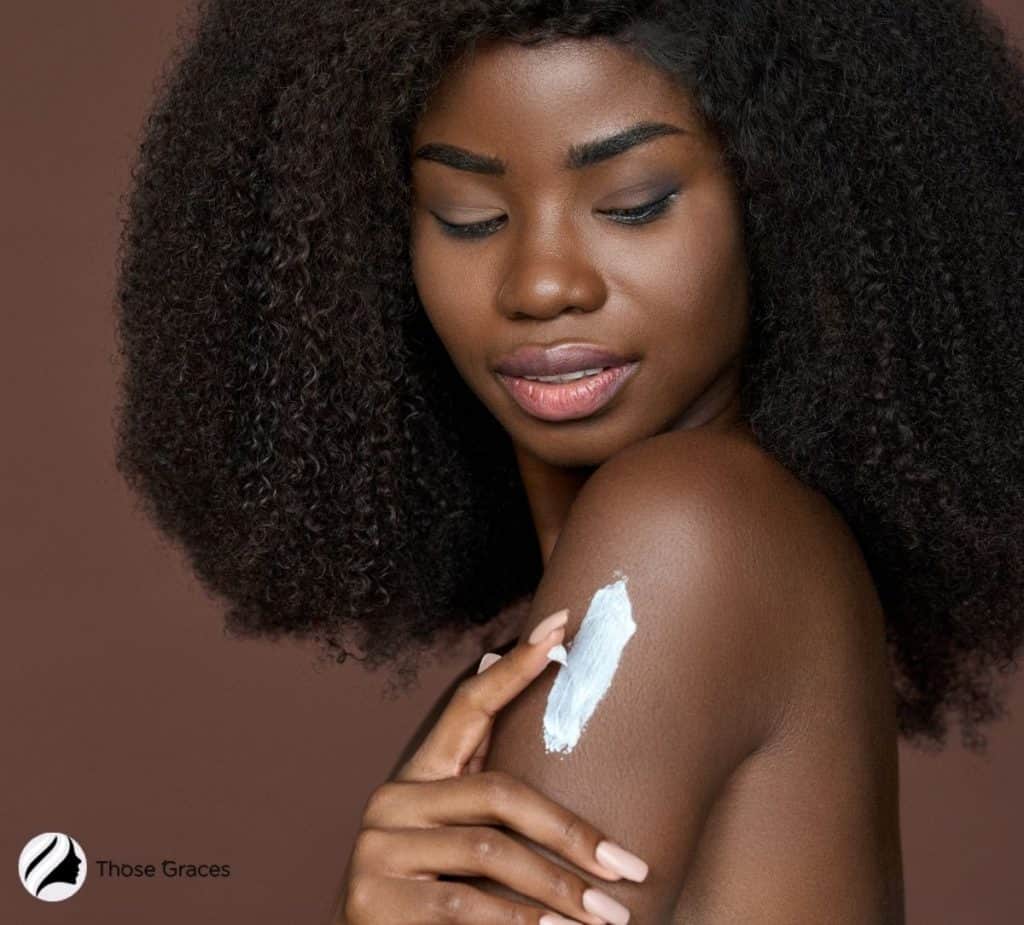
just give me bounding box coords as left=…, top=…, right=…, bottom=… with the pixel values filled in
left=410, top=37, right=750, bottom=467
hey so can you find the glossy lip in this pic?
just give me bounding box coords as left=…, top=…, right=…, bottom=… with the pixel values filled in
left=497, top=362, right=639, bottom=422
left=493, top=342, right=635, bottom=378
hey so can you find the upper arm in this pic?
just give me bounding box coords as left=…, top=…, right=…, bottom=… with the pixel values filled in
left=469, top=433, right=800, bottom=920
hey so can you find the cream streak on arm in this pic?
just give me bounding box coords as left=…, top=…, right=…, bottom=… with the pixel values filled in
left=542, top=573, right=636, bottom=755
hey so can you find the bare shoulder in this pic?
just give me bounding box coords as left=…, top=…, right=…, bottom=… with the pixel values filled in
left=570, top=425, right=890, bottom=733
left=464, top=427, right=894, bottom=920
left=588, top=431, right=902, bottom=923
left=590, top=426, right=861, bottom=567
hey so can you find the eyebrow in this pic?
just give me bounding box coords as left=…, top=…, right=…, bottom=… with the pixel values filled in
left=412, top=120, right=686, bottom=176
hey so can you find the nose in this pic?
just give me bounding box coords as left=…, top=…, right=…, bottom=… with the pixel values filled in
left=496, top=252, right=607, bottom=321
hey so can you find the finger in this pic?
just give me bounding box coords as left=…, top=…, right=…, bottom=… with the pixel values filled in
left=396, top=609, right=569, bottom=782
left=465, top=652, right=503, bottom=774
left=346, top=873, right=583, bottom=925
left=466, top=723, right=493, bottom=774
left=362, top=771, right=646, bottom=886
left=355, top=827, right=613, bottom=925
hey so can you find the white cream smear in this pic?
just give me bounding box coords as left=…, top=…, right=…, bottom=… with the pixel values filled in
left=542, top=573, right=636, bottom=755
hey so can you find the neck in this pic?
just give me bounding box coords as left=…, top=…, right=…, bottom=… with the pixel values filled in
left=513, top=442, right=596, bottom=568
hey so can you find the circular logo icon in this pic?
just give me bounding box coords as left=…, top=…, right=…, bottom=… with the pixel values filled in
left=18, top=833, right=87, bottom=901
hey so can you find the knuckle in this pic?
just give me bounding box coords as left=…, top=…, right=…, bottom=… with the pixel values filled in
left=452, top=671, right=480, bottom=698
left=351, top=827, right=386, bottom=863
left=434, top=882, right=469, bottom=919
left=343, top=876, right=375, bottom=920
left=478, top=770, right=516, bottom=810
left=546, top=868, right=573, bottom=902
left=556, top=813, right=586, bottom=852
left=465, top=827, right=501, bottom=863
left=362, top=783, right=393, bottom=824
left=452, top=676, right=486, bottom=712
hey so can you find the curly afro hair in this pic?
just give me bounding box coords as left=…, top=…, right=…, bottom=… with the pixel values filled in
left=113, top=0, right=1024, bottom=750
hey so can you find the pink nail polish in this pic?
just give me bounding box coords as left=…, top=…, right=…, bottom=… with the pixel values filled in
left=583, top=887, right=630, bottom=925
left=477, top=652, right=501, bottom=673
left=595, top=840, right=648, bottom=883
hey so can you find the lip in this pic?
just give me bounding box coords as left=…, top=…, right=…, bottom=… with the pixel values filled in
left=493, top=342, right=635, bottom=378
left=497, top=362, right=639, bottom=422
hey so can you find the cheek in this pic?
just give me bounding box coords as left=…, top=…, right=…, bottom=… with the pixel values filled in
left=619, top=201, right=748, bottom=357
left=411, top=234, right=465, bottom=336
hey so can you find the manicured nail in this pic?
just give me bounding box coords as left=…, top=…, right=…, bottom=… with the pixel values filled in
left=539, top=915, right=583, bottom=925
left=477, top=652, right=501, bottom=673
left=595, top=840, right=649, bottom=883
left=528, top=609, right=569, bottom=645
left=582, top=887, right=630, bottom=925
left=546, top=643, right=568, bottom=666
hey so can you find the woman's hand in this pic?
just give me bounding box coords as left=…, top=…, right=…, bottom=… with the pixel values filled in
left=337, top=608, right=647, bottom=925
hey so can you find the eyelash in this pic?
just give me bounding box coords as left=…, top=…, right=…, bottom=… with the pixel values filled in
left=433, top=188, right=680, bottom=240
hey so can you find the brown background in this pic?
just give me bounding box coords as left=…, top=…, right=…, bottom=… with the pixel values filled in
left=2, top=2, right=1022, bottom=922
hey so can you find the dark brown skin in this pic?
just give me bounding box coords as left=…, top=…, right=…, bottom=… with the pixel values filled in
left=345, top=35, right=905, bottom=923
left=409, top=36, right=752, bottom=551
left=339, top=619, right=641, bottom=925
left=378, top=431, right=904, bottom=923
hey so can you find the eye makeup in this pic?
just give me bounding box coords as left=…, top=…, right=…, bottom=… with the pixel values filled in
left=431, top=189, right=680, bottom=239
left=541, top=573, right=636, bottom=755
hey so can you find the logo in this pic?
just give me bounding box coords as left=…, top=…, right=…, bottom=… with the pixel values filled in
left=18, top=832, right=87, bottom=902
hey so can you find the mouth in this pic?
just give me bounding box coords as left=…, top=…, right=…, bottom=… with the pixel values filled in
left=496, top=362, right=639, bottom=422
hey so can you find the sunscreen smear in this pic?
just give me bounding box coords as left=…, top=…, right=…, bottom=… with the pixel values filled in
left=542, top=574, right=635, bottom=755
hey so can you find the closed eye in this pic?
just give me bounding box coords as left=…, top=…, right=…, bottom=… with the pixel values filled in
left=432, top=188, right=681, bottom=240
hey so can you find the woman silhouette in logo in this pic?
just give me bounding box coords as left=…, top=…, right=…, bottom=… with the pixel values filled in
left=25, top=834, right=82, bottom=898
left=113, top=2, right=1023, bottom=921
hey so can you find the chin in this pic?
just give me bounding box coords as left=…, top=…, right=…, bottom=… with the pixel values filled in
left=514, top=421, right=649, bottom=469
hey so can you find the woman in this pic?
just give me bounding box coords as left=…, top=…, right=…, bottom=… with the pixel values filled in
left=114, top=1, right=1024, bottom=921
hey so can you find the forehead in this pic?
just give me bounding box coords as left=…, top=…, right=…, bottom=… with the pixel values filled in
left=411, top=37, right=706, bottom=165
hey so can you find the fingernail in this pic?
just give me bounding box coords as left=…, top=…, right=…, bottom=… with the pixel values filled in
left=539, top=915, right=583, bottom=925
left=477, top=652, right=502, bottom=673
left=528, top=609, right=569, bottom=645
left=582, top=887, right=630, bottom=925
left=595, top=840, right=649, bottom=883
left=546, top=643, right=568, bottom=666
